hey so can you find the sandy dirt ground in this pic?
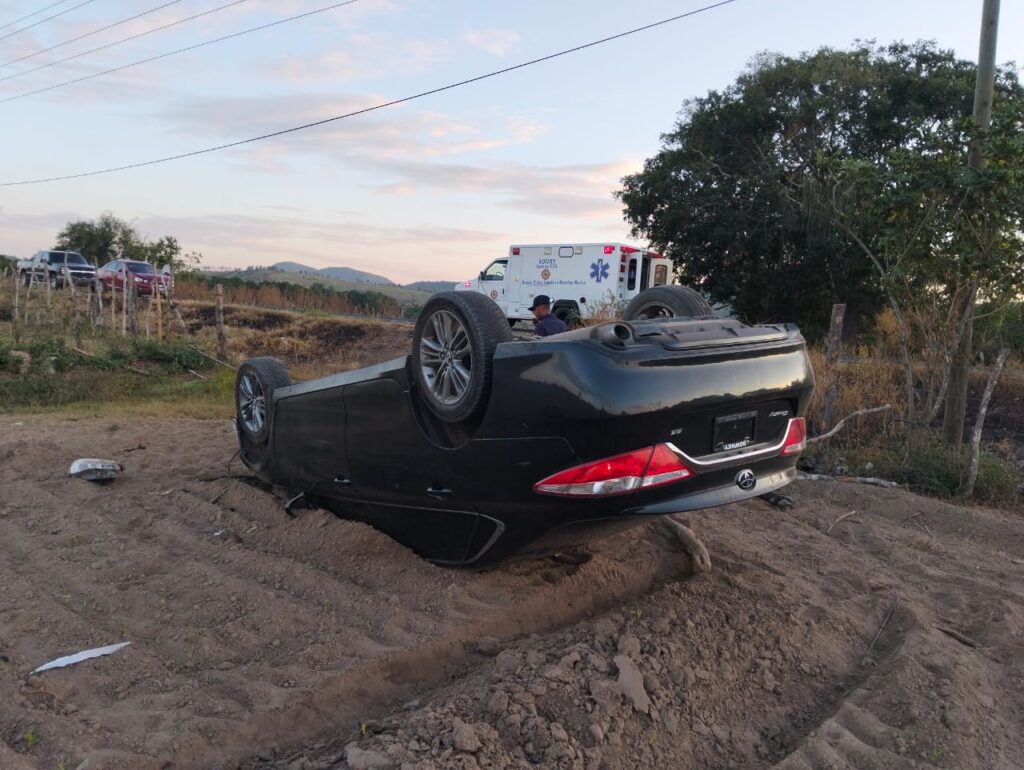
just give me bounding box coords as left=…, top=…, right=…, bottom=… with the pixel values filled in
left=1, top=416, right=1022, bottom=770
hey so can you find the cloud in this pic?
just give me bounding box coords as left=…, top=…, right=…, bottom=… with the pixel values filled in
left=268, top=33, right=451, bottom=83
left=160, top=93, right=546, bottom=165
left=463, top=27, right=520, bottom=58
left=362, top=157, right=642, bottom=221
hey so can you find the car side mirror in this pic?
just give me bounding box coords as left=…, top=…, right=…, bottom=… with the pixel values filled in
left=479, top=270, right=486, bottom=280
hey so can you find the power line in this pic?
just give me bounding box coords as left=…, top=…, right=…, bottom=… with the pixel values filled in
left=0, top=0, right=738, bottom=186
left=1, top=0, right=249, bottom=83
left=0, top=0, right=73, bottom=32
left=1, top=0, right=189, bottom=71
left=0, top=0, right=357, bottom=97
left=0, top=0, right=97, bottom=43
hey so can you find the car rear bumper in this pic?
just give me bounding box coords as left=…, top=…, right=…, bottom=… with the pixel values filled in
left=466, top=463, right=798, bottom=565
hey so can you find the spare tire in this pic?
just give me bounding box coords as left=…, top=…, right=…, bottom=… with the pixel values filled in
left=235, top=357, right=292, bottom=444
left=621, top=285, right=712, bottom=321
left=412, top=291, right=513, bottom=423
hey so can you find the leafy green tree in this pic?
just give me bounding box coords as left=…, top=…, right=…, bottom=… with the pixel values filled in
left=55, top=213, right=202, bottom=272
left=618, top=41, right=1024, bottom=340
left=55, top=212, right=126, bottom=265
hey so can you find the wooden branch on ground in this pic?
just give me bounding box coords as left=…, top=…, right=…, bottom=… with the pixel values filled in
left=826, top=510, right=858, bottom=535
left=961, top=348, right=1009, bottom=498
left=937, top=626, right=979, bottom=649
left=797, top=472, right=899, bottom=488
left=70, top=346, right=151, bottom=377
left=188, top=344, right=236, bottom=371
left=866, top=596, right=900, bottom=657
left=806, top=404, right=892, bottom=445
left=663, top=516, right=712, bottom=574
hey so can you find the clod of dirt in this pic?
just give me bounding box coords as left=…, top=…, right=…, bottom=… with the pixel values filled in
left=343, top=744, right=392, bottom=769
left=613, top=654, right=651, bottom=714
left=450, top=717, right=481, bottom=753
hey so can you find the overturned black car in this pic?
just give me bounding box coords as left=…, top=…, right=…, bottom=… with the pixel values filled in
left=235, top=288, right=814, bottom=567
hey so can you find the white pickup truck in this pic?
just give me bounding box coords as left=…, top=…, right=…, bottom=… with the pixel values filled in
left=17, top=250, right=97, bottom=289
left=456, top=242, right=711, bottom=325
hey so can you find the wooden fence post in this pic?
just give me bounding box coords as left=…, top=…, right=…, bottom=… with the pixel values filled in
left=821, top=303, right=846, bottom=434
left=128, top=282, right=139, bottom=340
left=155, top=277, right=164, bottom=340
left=12, top=270, right=21, bottom=344
left=215, top=284, right=227, bottom=361
left=121, top=269, right=128, bottom=337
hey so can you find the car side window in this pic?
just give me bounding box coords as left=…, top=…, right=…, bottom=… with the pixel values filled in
left=482, top=260, right=507, bottom=281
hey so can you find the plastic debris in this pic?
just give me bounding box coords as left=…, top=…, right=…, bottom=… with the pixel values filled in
left=31, top=642, right=131, bottom=675
left=69, top=458, right=123, bottom=482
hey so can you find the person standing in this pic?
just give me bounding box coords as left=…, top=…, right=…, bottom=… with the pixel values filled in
left=529, top=295, right=567, bottom=337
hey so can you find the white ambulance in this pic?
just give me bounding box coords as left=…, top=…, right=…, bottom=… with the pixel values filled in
left=456, top=243, right=708, bottom=324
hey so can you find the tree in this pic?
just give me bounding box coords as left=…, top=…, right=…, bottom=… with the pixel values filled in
left=54, top=212, right=202, bottom=272
left=617, top=41, right=1024, bottom=341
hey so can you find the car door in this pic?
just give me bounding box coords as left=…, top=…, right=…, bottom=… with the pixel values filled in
left=270, top=384, right=350, bottom=494
left=479, top=259, right=509, bottom=314
left=342, top=375, right=482, bottom=564
left=103, top=261, right=120, bottom=291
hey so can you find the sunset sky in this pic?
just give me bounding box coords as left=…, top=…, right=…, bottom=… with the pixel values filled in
left=1, top=0, right=1021, bottom=283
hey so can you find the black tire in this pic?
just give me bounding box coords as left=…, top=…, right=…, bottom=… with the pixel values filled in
left=621, top=285, right=712, bottom=321
left=551, top=301, right=581, bottom=330
left=412, top=291, right=513, bottom=423
left=49, top=274, right=59, bottom=290
left=21, top=271, right=30, bottom=287
left=235, top=357, right=292, bottom=444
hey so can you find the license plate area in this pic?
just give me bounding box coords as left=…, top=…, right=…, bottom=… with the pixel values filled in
left=713, top=411, right=757, bottom=453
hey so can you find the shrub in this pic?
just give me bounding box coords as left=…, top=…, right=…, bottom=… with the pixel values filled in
left=130, top=340, right=208, bottom=371
left=845, top=434, right=1022, bottom=505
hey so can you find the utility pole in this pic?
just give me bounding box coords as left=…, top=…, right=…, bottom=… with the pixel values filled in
left=943, top=0, right=1000, bottom=449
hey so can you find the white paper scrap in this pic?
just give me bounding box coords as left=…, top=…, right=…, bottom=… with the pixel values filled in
left=31, top=642, right=131, bottom=675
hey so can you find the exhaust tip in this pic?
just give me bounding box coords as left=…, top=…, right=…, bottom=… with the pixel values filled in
left=590, top=321, right=635, bottom=347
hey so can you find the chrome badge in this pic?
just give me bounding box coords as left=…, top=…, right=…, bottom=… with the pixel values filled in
left=735, top=469, right=756, bottom=491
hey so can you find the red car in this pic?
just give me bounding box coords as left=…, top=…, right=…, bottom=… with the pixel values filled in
left=95, top=259, right=169, bottom=297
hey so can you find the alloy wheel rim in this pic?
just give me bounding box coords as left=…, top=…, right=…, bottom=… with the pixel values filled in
left=419, top=309, right=472, bottom=405
left=238, top=373, right=266, bottom=434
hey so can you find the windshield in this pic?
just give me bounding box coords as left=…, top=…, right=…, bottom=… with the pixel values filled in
left=48, top=252, right=87, bottom=265
left=126, top=262, right=155, bottom=274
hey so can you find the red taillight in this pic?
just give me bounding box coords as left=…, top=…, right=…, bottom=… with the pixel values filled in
left=511, top=247, right=520, bottom=255
left=603, top=245, right=615, bottom=254
left=463, top=281, right=472, bottom=287
left=781, top=417, right=806, bottom=456
left=534, top=444, right=694, bottom=498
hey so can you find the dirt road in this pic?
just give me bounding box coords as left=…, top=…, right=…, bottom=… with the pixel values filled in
left=1, top=416, right=1022, bottom=769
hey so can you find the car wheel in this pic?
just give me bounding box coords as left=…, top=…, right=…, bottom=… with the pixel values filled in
left=552, top=301, right=582, bottom=330
left=49, top=274, right=59, bottom=290
left=412, top=291, right=513, bottom=423
left=21, top=272, right=30, bottom=287
left=621, top=285, right=712, bottom=321
left=235, top=357, right=292, bottom=444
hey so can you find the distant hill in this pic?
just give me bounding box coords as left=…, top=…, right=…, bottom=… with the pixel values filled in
left=403, top=280, right=459, bottom=294
left=271, top=261, right=393, bottom=286
left=218, top=266, right=433, bottom=306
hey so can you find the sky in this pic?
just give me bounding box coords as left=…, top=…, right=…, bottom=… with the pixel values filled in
left=0, top=0, right=1021, bottom=284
